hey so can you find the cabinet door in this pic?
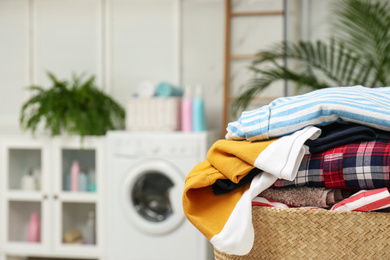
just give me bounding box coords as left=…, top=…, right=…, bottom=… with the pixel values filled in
left=1, top=137, right=51, bottom=254
left=51, top=136, right=104, bottom=257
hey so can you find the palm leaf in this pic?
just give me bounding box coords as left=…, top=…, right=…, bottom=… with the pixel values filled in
left=232, top=63, right=331, bottom=117
left=231, top=0, right=390, bottom=118
left=231, top=39, right=379, bottom=117
left=331, top=0, right=390, bottom=85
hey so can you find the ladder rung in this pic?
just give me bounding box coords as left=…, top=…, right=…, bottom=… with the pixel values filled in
left=231, top=11, right=284, bottom=17
left=230, top=54, right=262, bottom=60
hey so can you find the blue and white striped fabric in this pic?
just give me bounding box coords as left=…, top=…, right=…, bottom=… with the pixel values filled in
left=226, top=86, right=390, bottom=141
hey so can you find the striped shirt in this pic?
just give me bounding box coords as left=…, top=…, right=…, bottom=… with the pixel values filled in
left=226, top=86, right=390, bottom=141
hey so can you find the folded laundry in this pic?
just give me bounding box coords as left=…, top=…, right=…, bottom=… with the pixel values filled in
left=330, top=188, right=390, bottom=211
left=259, top=187, right=347, bottom=208
left=185, top=86, right=390, bottom=257
left=226, top=86, right=390, bottom=141
left=273, top=138, right=390, bottom=190
left=182, top=126, right=320, bottom=256
left=304, top=122, right=377, bottom=154
left=213, top=124, right=386, bottom=193
left=212, top=168, right=261, bottom=195
left=137, top=80, right=156, bottom=98
left=253, top=188, right=390, bottom=213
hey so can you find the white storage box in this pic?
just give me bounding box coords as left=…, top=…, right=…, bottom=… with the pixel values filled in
left=126, top=97, right=180, bottom=131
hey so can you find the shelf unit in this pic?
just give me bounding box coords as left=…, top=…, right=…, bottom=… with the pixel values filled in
left=0, top=135, right=105, bottom=260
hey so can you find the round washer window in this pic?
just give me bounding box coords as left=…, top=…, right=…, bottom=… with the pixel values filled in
left=131, top=171, right=174, bottom=222
left=120, top=159, right=185, bottom=235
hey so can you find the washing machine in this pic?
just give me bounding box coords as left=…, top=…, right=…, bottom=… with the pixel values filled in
left=106, top=131, right=217, bottom=260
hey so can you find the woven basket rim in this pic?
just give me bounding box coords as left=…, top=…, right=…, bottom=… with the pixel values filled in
left=214, top=206, right=390, bottom=259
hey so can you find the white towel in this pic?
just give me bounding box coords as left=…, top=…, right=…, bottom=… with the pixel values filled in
left=137, top=80, right=156, bottom=98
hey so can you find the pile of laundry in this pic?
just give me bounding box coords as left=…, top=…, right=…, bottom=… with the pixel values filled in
left=182, top=86, right=390, bottom=256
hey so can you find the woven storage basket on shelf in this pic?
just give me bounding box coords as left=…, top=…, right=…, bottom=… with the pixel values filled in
left=214, top=206, right=390, bottom=259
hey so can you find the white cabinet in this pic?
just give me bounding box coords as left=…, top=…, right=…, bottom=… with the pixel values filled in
left=0, top=135, right=105, bottom=259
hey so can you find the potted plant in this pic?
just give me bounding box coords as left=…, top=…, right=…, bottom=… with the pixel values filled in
left=20, top=71, right=125, bottom=138
left=231, top=0, right=390, bottom=117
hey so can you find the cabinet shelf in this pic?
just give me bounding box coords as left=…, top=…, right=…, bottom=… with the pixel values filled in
left=60, top=192, right=98, bottom=203
left=1, top=136, right=105, bottom=259
left=6, top=191, right=43, bottom=201
left=5, top=191, right=98, bottom=203
left=5, top=250, right=100, bottom=260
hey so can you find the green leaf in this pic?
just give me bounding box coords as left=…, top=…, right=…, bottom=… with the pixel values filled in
left=20, top=71, right=125, bottom=138
left=231, top=0, right=390, bottom=117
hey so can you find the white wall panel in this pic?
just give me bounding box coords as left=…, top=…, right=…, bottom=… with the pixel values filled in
left=229, top=0, right=291, bottom=101
left=231, top=15, right=283, bottom=55
left=33, top=0, right=103, bottom=88
left=110, top=0, right=176, bottom=107
left=306, top=0, right=335, bottom=41
left=0, top=0, right=29, bottom=133
left=0, top=0, right=304, bottom=134
left=181, top=0, right=224, bottom=132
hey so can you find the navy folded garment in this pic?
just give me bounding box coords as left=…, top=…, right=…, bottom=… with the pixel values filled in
left=212, top=168, right=261, bottom=195
left=304, top=123, right=377, bottom=154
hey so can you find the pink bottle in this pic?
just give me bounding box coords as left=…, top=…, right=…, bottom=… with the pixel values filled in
left=70, top=160, right=80, bottom=192
left=181, top=85, right=193, bottom=132
left=27, top=212, right=40, bottom=243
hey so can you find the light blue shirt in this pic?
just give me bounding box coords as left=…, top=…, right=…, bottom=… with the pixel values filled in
left=226, top=86, right=390, bottom=141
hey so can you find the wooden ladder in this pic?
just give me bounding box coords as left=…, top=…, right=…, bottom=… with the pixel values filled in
left=222, top=0, right=287, bottom=138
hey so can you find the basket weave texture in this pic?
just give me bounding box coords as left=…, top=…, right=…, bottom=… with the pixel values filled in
left=214, top=206, right=390, bottom=259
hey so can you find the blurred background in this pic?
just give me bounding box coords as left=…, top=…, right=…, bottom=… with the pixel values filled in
left=0, top=1, right=343, bottom=260
left=0, top=0, right=333, bottom=136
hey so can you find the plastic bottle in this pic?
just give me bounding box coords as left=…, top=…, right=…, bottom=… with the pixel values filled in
left=181, top=85, right=193, bottom=132
left=32, top=167, right=41, bottom=190
left=70, top=160, right=80, bottom=192
left=27, top=212, right=40, bottom=243
left=63, top=172, right=70, bottom=191
left=21, top=169, right=37, bottom=191
left=192, top=85, right=207, bottom=132
left=84, top=211, right=95, bottom=245
left=88, top=169, right=96, bottom=192
left=78, top=170, right=88, bottom=192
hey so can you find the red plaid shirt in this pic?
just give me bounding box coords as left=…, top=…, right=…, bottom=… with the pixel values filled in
left=273, top=138, right=390, bottom=190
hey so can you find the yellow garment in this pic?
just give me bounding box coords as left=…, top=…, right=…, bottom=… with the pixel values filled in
left=183, top=126, right=321, bottom=255
left=182, top=138, right=277, bottom=240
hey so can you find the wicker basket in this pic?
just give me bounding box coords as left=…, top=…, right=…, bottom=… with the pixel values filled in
left=214, top=206, right=390, bottom=259
left=126, top=97, right=180, bottom=131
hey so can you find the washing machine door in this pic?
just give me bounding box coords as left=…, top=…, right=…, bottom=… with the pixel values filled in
left=121, top=159, right=185, bottom=235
